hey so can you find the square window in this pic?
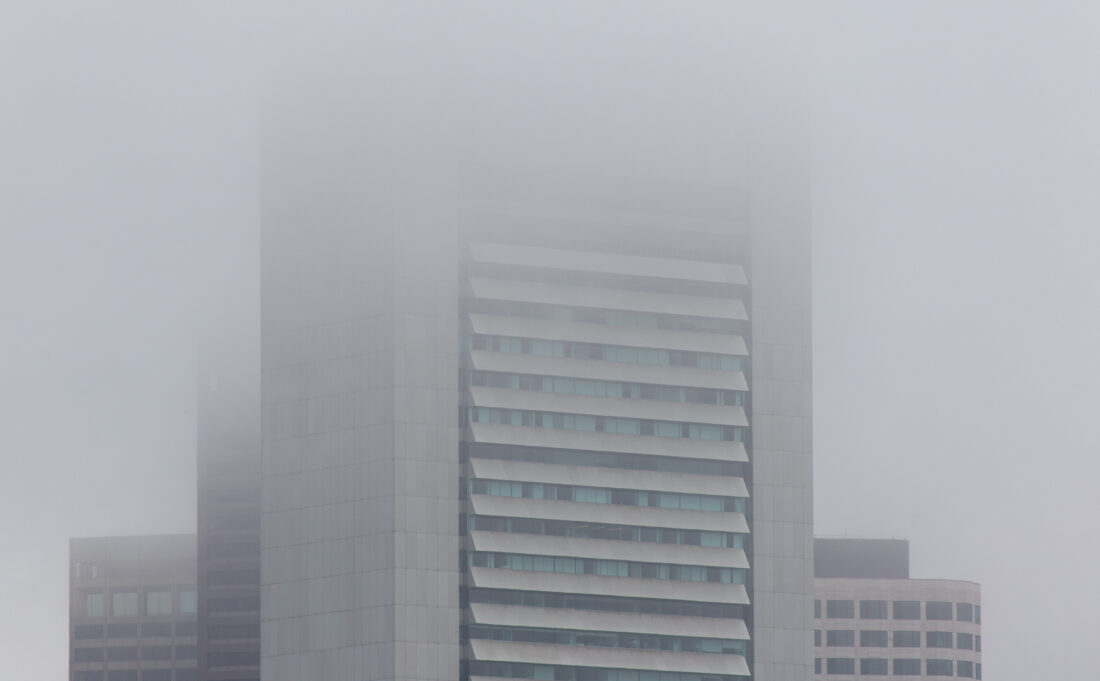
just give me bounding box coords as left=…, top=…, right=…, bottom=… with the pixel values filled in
left=84, top=592, right=105, bottom=617
left=145, top=591, right=173, bottom=615
left=957, top=602, right=974, bottom=622
left=111, top=592, right=138, bottom=616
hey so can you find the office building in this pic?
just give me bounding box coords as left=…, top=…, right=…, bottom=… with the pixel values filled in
left=69, top=534, right=198, bottom=681
left=813, top=538, right=982, bottom=679
left=260, top=163, right=813, bottom=681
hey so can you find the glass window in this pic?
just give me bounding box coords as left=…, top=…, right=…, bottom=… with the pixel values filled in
left=141, top=645, right=171, bottom=660
left=859, top=658, right=888, bottom=675
left=956, top=632, right=974, bottom=649
left=958, top=660, right=975, bottom=678
left=175, top=621, right=197, bottom=637
left=957, top=602, right=974, bottom=621
left=107, top=672, right=138, bottom=681
left=73, top=648, right=103, bottom=662
left=975, top=605, right=981, bottom=623
left=141, top=623, right=171, bottom=638
left=859, top=630, right=888, bottom=647
left=111, top=591, right=138, bottom=616
left=826, top=658, right=855, bottom=675
left=892, top=658, right=921, bottom=675
left=107, top=646, right=138, bottom=661
left=74, top=673, right=105, bottom=681
left=145, top=591, right=173, bottom=615
left=859, top=600, right=887, bottom=619
left=975, top=635, right=981, bottom=652
left=84, top=592, right=105, bottom=617
left=926, top=601, right=953, bottom=620
left=107, top=623, right=138, bottom=639
left=141, top=671, right=172, bottom=681
left=815, top=658, right=822, bottom=675
left=977, top=662, right=982, bottom=679
left=179, top=589, right=197, bottom=614
left=926, top=631, right=953, bottom=648
left=814, top=630, right=821, bottom=647
left=826, top=600, right=855, bottom=619
left=74, top=624, right=104, bottom=640
left=927, top=659, right=953, bottom=676
left=175, top=671, right=197, bottom=681
left=826, top=630, right=855, bottom=647
left=892, top=631, right=920, bottom=647
left=814, top=599, right=821, bottom=619
left=892, top=600, right=920, bottom=619
left=174, top=644, right=197, bottom=659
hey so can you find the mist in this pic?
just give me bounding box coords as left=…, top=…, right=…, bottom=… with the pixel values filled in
left=3, top=2, right=1098, bottom=679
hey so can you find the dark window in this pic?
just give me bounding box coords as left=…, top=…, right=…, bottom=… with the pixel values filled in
left=926, top=601, right=953, bottom=620
left=860, top=630, right=888, bottom=647
left=108, top=672, right=139, bottom=681
left=141, top=672, right=172, bottom=681
left=74, top=673, right=105, bottom=681
left=141, top=622, right=172, bottom=638
left=73, top=648, right=104, bottom=662
left=957, top=602, right=974, bottom=622
left=956, top=632, right=974, bottom=650
left=927, top=659, right=953, bottom=676
left=814, top=599, right=821, bottom=618
left=893, top=631, right=921, bottom=647
left=892, top=601, right=920, bottom=619
left=860, top=658, right=888, bottom=675
left=826, top=630, right=855, bottom=647
left=209, top=596, right=260, bottom=613
left=210, top=623, right=261, bottom=639
left=926, top=631, right=953, bottom=648
left=826, top=658, right=855, bottom=675
left=74, top=624, right=104, bottom=640
left=814, top=630, right=821, bottom=646
left=815, top=658, right=822, bottom=674
left=893, top=658, right=921, bottom=675
left=977, top=662, right=982, bottom=679
left=826, top=600, right=855, bottom=618
left=106, top=623, right=138, bottom=639
left=174, top=644, right=197, bottom=659
left=958, top=660, right=975, bottom=678
left=975, top=605, right=981, bottom=624
left=174, top=622, right=197, bottom=637
left=976, top=635, right=982, bottom=652
left=208, top=651, right=262, bottom=666
left=107, top=646, right=138, bottom=661
left=175, top=671, right=197, bottom=681
left=142, top=645, right=172, bottom=660
left=859, top=600, right=887, bottom=619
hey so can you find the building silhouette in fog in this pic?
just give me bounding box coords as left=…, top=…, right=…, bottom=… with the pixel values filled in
left=812, top=538, right=982, bottom=679
left=69, top=534, right=198, bottom=681
left=259, top=164, right=813, bottom=681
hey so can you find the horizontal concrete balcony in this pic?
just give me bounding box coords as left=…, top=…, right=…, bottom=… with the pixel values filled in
left=468, top=603, right=750, bottom=640
left=468, top=242, right=748, bottom=285
left=468, top=531, right=750, bottom=569
left=468, top=423, right=748, bottom=463
left=468, top=640, right=750, bottom=677
left=468, top=495, right=750, bottom=534
left=468, top=314, right=748, bottom=356
left=468, top=567, right=750, bottom=605
left=469, top=458, right=749, bottom=498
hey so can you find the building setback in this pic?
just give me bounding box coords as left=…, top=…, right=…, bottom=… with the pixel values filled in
left=813, top=538, right=982, bottom=679
left=260, top=164, right=813, bottom=681
left=69, top=534, right=199, bottom=681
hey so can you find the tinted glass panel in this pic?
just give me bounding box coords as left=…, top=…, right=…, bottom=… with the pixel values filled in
left=74, top=673, right=104, bottom=681
left=107, top=646, right=138, bottom=661
left=141, top=623, right=172, bottom=638
left=958, top=660, right=975, bottom=678
left=74, top=624, right=104, bottom=640
left=141, top=672, right=171, bottom=681
left=107, top=623, right=138, bottom=639
left=927, top=659, right=953, bottom=676
left=826, top=658, right=855, bottom=675
left=860, top=658, right=888, bottom=675
left=860, top=630, right=888, bottom=647
left=957, top=632, right=974, bottom=649
left=174, top=622, right=197, bottom=637
left=926, top=601, right=953, bottom=620
left=893, top=659, right=921, bottom=675
left=926, top=631, right=953, bottom=648
left=859, top=600, right=887, bottom=619
left=826, top=630, right=855, bottom=647
left=73, top=648, right=103, bottom=662
left=893, top=631, right=920, bottom=647
left=108, top=672, right=139, bottom=681
left=892, top=601, right=920, bottom=619
left=957, top=602, right=974, bottom=621
left=141, top=645, right=171, bottom=660
left=826, top=600, right=855, bottom=618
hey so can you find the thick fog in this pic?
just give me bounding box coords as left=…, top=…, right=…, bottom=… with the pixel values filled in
left=3, top=2, right=1098, bottom=679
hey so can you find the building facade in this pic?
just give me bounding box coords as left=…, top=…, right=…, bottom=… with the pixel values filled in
left=812, top=539, right=982, bottom=679
left=69, top=534, right=199, bottom=681
left=260, top=166, right=813, bottom=681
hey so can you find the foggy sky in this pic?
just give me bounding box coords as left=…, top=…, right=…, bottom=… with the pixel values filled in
left=3, top=2, right=1098, bottom=679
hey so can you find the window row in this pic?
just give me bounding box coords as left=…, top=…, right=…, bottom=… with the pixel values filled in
left=816, top=599, right=981, bottom=622
left=816, top=629, right=980, bottom=650
left=467, top=661, right=747, bottom=681
left=467, top=443, right=747, bottom=478
left=468, top=299, right=743, bottom=335
left=466, top=477, right=746, bottom=512
left=465, top=551, right=748, bottom=584
left=73, top=672, right=199, bottom=681
left=815, top=658, right=979, bottom=677
left=465, top=624, right=747, bottom=655
left=81, top=590, right=196, bottom=618
left=465, top=587, right=746, bottom=620
left=466, top=514, right=748, bottom=549
left=464, top=408, right=744, bottom=442
left=72, top=645, right=196, bottom=662
left=469, top=334, right=746, bottom=371
left=72, top=621, right=196, bottom=640
left=468, top=371, right=745, bottom=406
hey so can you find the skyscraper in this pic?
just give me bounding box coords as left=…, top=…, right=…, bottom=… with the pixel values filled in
left=260, top=166, right=813, bottom=681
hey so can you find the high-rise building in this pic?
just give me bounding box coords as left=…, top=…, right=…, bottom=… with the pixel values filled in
left=260, top=167, right=813, bottom=681
left=812, top=538, right=982, bottom=679
left=69, top=534, right=199, bottom=681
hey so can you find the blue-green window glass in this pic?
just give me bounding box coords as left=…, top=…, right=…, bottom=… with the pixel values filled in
left=860, top=658, right=888, bottom=675
left=926, top=631, right=952, bottom=648
left=925, top=601, right=953, bottom=620
left=860, top=630, right=888, bottom=647
left=467, top=551, right=747, bottom=584
left=826, top=600, right=854, bottom=619
left=467, top=624, right=746, bottom=655
left=956, top=602, right=974, bottom=622
left=825, top=658, right=854, bottom=674
left=826, top=630, right=854, bottom=647
left=926, top=659, right=953, bottom=676
left=892, top=631, right=920, bottom=647
left=956, top=632, right=973, bottom=650
left=957, top=660, right=975, bottom=678
left=892, top=659, right=921, bottom=675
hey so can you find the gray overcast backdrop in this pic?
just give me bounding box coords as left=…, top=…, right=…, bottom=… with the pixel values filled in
left=3, top=2, right=1098, bottom=679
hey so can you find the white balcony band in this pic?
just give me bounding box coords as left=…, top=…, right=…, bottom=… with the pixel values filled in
left=468, top=351, right=749, bottom=392
left=468, top=423, right=749, bottom=463
left=468, top=496, right=750, bottom=535
left=468, top=640, right=751, bottom=677
left=468, top=567, right=751, bottom=605
left=468, top=458, right=749, bottom=498
left=468, top=603, right=750, bottom=640
left=468, top=242, right=749, bottom=286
